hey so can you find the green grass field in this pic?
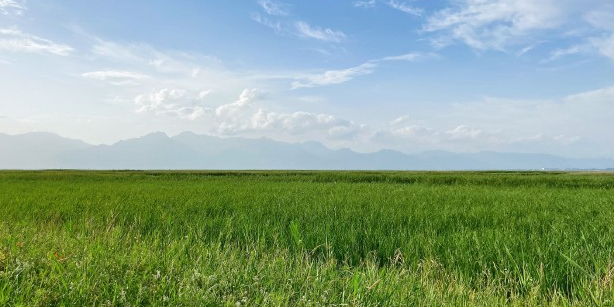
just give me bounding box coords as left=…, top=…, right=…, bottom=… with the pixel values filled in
left=1, top=171, right=614, bottom=306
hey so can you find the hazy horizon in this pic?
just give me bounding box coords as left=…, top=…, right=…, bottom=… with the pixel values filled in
left=2, top=130, right=613, bottom=170
left=2, top=1, right=614, bottom=159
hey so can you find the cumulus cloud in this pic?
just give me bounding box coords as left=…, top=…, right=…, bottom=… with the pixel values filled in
left=387, top=0, right=422, bottom=16
left=258, top=0, right=290, bottom=16
left=251, top=109, right=361, bottom=137
left=135, top=88, right=212, bottom=120
left=135, top=88, right=362, bottom=139
left=424, top=0, right=565, bottom=50
left=292, top=62, right=376, bottom=89
left=215, top=88, right=265, bottom=117
left=213, top=90, right=360, bottom=138
left=0, top=27, right=74, bottom=56
left=295, top=21, right=347, bottom=43
left=0, top=0, right=24, bottom=16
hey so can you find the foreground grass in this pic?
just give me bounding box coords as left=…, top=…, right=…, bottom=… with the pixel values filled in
left=1, top=170, right=613, bottom=306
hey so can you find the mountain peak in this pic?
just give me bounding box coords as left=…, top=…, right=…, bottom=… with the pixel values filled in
left=143, top=131, right=169, bottom=139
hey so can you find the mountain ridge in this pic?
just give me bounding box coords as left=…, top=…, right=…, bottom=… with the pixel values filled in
left=1, top=132, right=612, bottom=170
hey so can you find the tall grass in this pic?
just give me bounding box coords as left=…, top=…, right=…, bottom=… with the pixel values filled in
left=0, top=170, right=613, bottom=306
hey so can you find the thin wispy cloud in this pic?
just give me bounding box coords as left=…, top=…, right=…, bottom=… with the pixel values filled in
left=380, top=52, right=438, bottom=62
left=542, top=45, right=588, bottom=63
left=353, top=0, right=376, bottom=8
left=290, top=52, right=435, bottom=89
left=0, top=27, right=74, bottom=56
left=258, top=0, right=290, bottom=16
left=386, top=0, right=422, bottom=16
left=295, top=21, right=347, bottom=43
left=591, top=33, right=614, bottom=61
left=82, top=70, right=150, bottom=80
left=424, top=0, right=564, bottom=51
left=3, top=1, right=614, bottom=157
left=91, top=39, right=220, bottom=77
left=82, top=70, right=151, bottom=86
left=251, top=12, right=284, bottom=34
left=291, top=62, right=376, bottom=89
left=0, top=0, right=25, bottom=16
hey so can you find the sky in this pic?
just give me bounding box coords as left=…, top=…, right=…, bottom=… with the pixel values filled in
left=1, top=0, right=614, bottom=158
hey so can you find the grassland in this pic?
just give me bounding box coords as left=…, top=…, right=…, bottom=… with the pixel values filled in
left=1, top=170, right=613, bottom=306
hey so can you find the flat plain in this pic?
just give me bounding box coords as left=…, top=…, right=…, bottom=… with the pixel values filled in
left=1, top=170, right=614, bottom=306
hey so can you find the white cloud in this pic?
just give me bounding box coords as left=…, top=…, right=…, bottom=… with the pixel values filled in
left=367, top=82, right=614, bottom=156
left=584, top=5, right=614, bottom=31
left=251, top=12, right=284, bottom=33
left=92, top=40, right=145, bottom=63
left=207, top=89, right=261, bottom=133
left=134, top=88, right=362, bottom=139
left=0, top=0, right=25, bottom=16
left=287, top=52, right=435, bottom=89
left=387, top=0, right=422, bottom=16
left=564, top=85, right=614, bottom=104
left=258, top=0, right=290, bottom=16
left=291, top=62, right=376, bottom=89
left=445, top=125, right=483, bottom=139
left=0, top=27, right=74, bottom=56
left=216, top=88, right=265, bottom=117
left=135, top=88, right=211, bottom=120
left=536, top=3, right=614, bottom=63
left=390, top=115, right=410, bottom=126
left=391, top=125, right=439, bottom=139
left=82, top=70, right=151, bottom=85
left=381, top=52, right=437, bottom=62
left=353, top=0, right=376, bottom=8
left=590, top=33, right=614, bottom=61
left=295, top=21, right=347, bottom=43
left=543, top=44, right=589, bottom=62
left=251, top=109, right=360, bottom=137
left=424, top=0, right=565, bottom=50
left=92, top=39, right=220, bottom=76
left=191, top=67, right=201, bottom=78
left=207, top=89, right=360, bottom=138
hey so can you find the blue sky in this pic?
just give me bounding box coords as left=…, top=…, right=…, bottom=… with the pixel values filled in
left=1, top=0, right=614, bottom=158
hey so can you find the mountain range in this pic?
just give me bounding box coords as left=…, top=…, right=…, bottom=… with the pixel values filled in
left=1, top=131, right=613, bottom=170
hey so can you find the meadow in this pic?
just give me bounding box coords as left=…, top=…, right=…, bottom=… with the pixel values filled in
left=1, top=170, right=613, bottom=306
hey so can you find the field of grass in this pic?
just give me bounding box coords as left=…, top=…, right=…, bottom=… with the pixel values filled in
left=1, top=170, right=614, bottom=306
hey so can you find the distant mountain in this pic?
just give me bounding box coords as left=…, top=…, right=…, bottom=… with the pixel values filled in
left=0, top=132, right=90, bottom=169
left=1, top=131, right=613, bottom=170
